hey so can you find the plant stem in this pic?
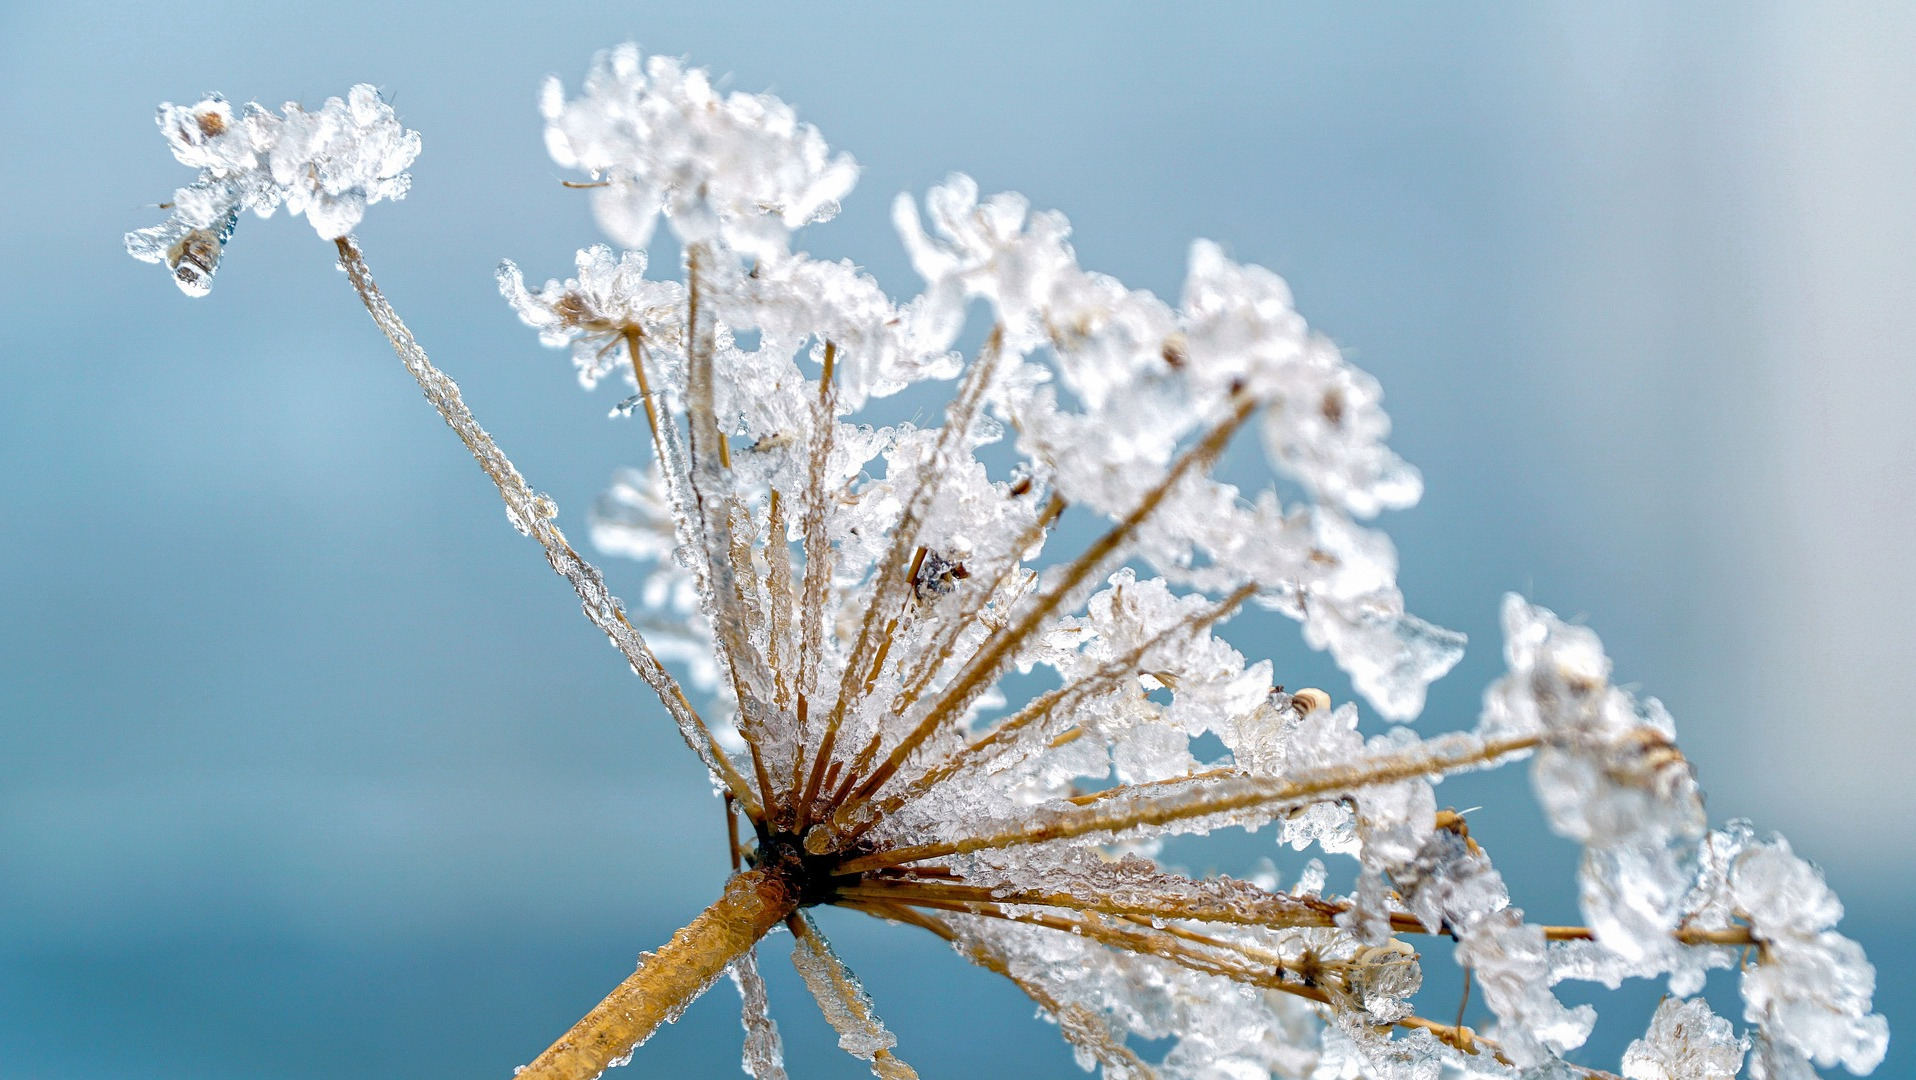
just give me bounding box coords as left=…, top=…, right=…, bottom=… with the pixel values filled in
left=330, top=235, right=760, bottom=814
left=517, top=868, right=800, bottom=1080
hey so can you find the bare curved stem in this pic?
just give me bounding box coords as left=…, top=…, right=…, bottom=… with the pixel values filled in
left=517, top=869, right=799, bottom=1080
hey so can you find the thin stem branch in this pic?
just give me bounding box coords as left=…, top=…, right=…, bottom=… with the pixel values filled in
left=839, top=733, right=1540, bottom=873
left=839, top=582, right=1258, bottom=841
left=850, top=901, right=1159, bottom=1080
left=837, top=873, right=1342, bottom=930
left=332, top=236, right=759, bottom=815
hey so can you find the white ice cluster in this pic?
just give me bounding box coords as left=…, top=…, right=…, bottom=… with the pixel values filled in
left=540, top=44, right=858, bottom=260
left=141, top=44, right=1882, bottom=1080
left=1484, top=595, right=1709, bottom=972
left=1692, top=824, right=1888, bottom=1075
left=484, top=46, right=1889, bottom=1080
left=1492, top=604, right=1887, bottom=1075
left=126, top=85, right=420, bottom=294
left=1622, top=996, right=1746, bottom=1080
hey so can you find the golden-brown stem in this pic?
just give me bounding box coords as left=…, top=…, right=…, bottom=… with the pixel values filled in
left=840, top=734, right=1542, bottom=874
left=517, top=869, right=799, bottom=1080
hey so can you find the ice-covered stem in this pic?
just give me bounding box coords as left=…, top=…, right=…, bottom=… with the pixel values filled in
left=857, top=901, right=1160, bottom=1080
left=838, top=733, right=1542, bottom=873
left=841, top=582, right=1261, bottom=839
left=815, top=329, right=1007, bottom=791
left=837, top=876, right=1341, bottom=930
left=518, top=868, right=800, bottom=1080
left=331, top=236, right=760, bottom=815
left=787, top=913, right=921, bottom=1080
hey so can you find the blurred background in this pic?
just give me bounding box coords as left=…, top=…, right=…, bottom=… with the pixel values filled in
left=2, top=3, right=1911, bottom=1077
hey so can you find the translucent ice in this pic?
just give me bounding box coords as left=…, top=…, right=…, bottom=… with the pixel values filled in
left=127, top=85, right=420, bottom=293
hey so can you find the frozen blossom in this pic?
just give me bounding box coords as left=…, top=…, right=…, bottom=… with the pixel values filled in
left=130, top=45, right=1887, bottom=1080
left=498, top=246, right=686, bottom=389
left=126, top=85, right=420, bottom=293
left=1484, top=595, right=1707, bottom=968
left=1690, top=827, right=1888, bottom=1074
left=540, top=44, right=857, bottom=258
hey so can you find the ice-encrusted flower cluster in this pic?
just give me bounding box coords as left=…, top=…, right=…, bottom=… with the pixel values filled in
left=489, top=45, right=1885, bottom=1080
left=540, top=43, right=857, bottom=259
left=126, top=84, right=419, bottom=294
left=129, top=43, right=1888, bottom=1080
left=1485, top=596, right=1710, bottom=971
left=1691, top=825, right=1888, bottom=1076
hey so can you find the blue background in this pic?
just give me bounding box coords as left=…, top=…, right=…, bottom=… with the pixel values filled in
left=3, top=4, right=1911, bottom=1077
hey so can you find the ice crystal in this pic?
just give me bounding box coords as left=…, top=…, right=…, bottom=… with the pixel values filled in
left=126, top=85, right=419, bottom=293
left=128, top=43, right=1888, bottom=1080
left=1485, top=596, right=1709, bottom=969
left=1622, top=996, right=1746, bottom=1080
left=541, top=44, right=857, bottom=259
left=1689, top=827, right=1890, bottom=1074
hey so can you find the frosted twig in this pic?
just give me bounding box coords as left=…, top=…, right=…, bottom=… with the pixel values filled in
left=837, top=875, right=1342, bottom=930
left=839, top=733, right=1541, bottom=872
left=729, top=947, right=789, bottom=1080
left=887, top=490, right=1063, bottom=718
left=517, top=869, right=798, bottom=1080
left=788, top=913, right=921, bottom=1080
left=836, top=582, right=1257, bottom=840
left=332, top=236, right=760, bottom=815
left=788, top=341, right=840, bottom=826
left=802, top=329, right=1005, bottom=817
left=858, top=902, right=1160, bottom=1080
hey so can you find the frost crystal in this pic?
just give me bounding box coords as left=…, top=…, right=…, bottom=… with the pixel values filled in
left=541, top=44, right=857, bottom=258
left=1622, top=996, right=1745, bottom=1080
left=1485, top=595, right=1708, bottom=967
left=126, top=85, right=420, bottom=293
left=130, top=44, right=1887, bottom=1080
left=1695, top=827, right=1889, bottom=1074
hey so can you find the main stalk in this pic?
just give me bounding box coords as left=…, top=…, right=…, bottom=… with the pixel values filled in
left=517, top=867, right=800, bottom=1080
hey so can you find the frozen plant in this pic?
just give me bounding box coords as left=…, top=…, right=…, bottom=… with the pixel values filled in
left=125, top=45, right=1888, bottom=1080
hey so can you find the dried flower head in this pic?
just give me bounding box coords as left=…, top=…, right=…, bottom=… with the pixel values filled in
left=127, top=46, right=1886, bottom=1080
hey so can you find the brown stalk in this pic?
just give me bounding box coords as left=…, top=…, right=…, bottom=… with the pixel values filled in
left=839, top=581, right=1261, bottom=839
left=880, top=491, right=1065, bottom=732
left=838, top=875, right=1342, bottom=930
left=765, top=488, right=797, bottom=711
left=884, top=895, right=1624, bottom=1079
left=801, top=330, right=1006, bottom=819
left=789, top=341, right=840, bottom=828
left=517, top=869, right=799, bottom=1080
left=682, top=245, right=783, bottom=816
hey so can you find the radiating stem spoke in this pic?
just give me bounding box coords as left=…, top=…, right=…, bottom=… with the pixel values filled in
left=333, top=236, right=759, bottom=815
left=839, top=733, right=1541, bottom=873
left=838, top=393, right=1259, bottom=819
